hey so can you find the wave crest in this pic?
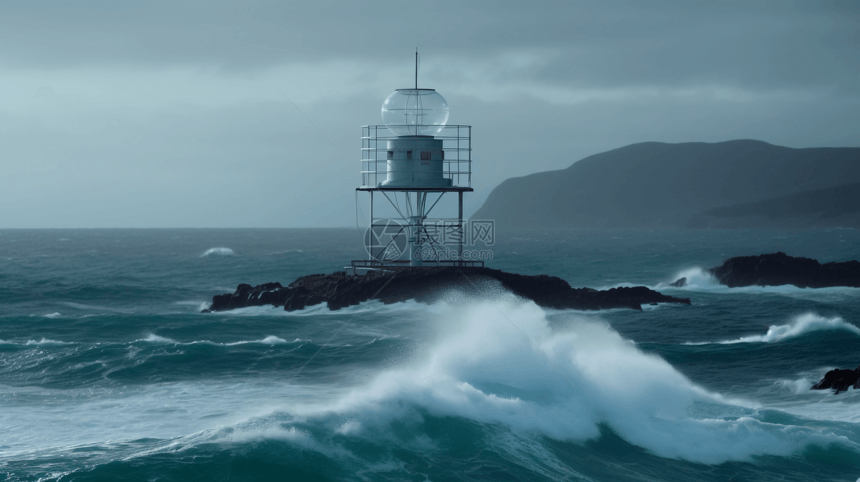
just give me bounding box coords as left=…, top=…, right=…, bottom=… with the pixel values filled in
left=140, top=334, right=178, bottom=344
left=662, top=267, right=718, bottom=289
left=200, top=247, right=234, bottom=257
left=702, top=313, right=860, bottom=344
left=275, top=299, right=841, bottom=464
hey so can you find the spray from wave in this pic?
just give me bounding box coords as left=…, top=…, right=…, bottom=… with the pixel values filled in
left=689, top=313, right=860, bottom=345
left=661, top=267, right=718, bottom=289
left=200, top=247, right=234, bottom=257
left=270, top=299, right=844, bottom=464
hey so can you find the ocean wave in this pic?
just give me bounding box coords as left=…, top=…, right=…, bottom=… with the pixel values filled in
left=714, top=284, right=860, bottom=298
left=247, top=299, right=846, bottom=465
left=139, top=334, right=178, bottom=344
left=174, top=301, right=211, bottom=310
left=660, top=267, right=720, bottom=289
left=0, top=337, right=76, bottom=347
left=200, top=247, right=234, bottom=257
left=655, top=267, right=860, bottom=301
left=686, top=313, right=860, bottom=345
left=208, top=299, right=422, bottom=317
left=759, top=373, right=860, bottom=424
left=130, top=334, right=300, bottom=346
left=224, top=336, right=293, bottom=346
left=3, top=299, right=857, bottom=475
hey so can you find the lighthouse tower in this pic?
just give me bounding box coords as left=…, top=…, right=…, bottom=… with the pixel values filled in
left=350, top=55, right=482, bottom=274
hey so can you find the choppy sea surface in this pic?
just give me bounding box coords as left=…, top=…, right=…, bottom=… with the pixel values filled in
left=1, top=228, right=859, bottom=481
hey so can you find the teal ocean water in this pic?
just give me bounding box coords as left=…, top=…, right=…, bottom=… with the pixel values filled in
left=1, top=228, right=859, bottom=481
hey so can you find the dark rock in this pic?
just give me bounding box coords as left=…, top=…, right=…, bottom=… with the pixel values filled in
left=811, top=365, right=860, bottom=394
left=709, top=252, right=860, bottom=288
left=205, top=267, right=691, bottom=313
left=210, top=282, right=289, bottom=311
left=669, top=277, right=687, bottom=287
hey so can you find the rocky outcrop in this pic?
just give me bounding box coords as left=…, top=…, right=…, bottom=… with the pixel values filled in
left=811, top=366, right=860, bottom=394
left=669, top=277, right=687, bottom=287
left=204, top=267, right=691, bottom=313
left=709, top=252, right=860, bottom=288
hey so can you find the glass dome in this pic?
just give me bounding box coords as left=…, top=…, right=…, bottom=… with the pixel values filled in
left=381, top=89, right=449, bottom=136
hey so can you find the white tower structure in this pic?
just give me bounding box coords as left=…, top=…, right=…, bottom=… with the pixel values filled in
left=351, top=54, right=482, bottom=274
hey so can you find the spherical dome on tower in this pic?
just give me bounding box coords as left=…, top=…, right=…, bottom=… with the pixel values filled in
left=381, top=89, right=449, bottom=137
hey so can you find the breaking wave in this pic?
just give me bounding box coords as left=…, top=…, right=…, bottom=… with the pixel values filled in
left=688, top=313, right=860, bottom=345
left=140, top=334, right=178, bottom=344
left=3, top=299, right=856, bottom=478
left=259, top=300, right=846, bottom=465
left=200, top=247, right=234, bottom=257
left=662, top=267, right=719, bottom=289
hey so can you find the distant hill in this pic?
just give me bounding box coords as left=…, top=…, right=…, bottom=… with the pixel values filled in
left=690, top=182, right=860, bottom=229
left=473, top=140, right=860, bottom=229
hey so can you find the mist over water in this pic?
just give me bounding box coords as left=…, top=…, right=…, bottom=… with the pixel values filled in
left=1, top=228, right=859, bottom=481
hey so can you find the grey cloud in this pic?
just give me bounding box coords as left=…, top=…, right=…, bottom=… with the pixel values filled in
left=2, top=1, right=857, bottom=92
left=0, top=0, right=858, bottom=227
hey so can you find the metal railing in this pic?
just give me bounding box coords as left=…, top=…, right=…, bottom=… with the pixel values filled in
left=350, top=259, right=484, bottom=271
left=361, top=125, right=472, bottom=188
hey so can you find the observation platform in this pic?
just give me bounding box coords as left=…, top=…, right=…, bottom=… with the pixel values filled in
left=360, top=124, right=472, bottom=190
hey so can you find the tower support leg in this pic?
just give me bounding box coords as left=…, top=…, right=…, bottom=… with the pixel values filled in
left=458, top=191, right=463, bottom=266
left=369, top=191, right=373, bottom=261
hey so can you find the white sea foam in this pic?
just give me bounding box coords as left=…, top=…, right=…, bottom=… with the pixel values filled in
left=335, top=420, right=361, bottom=435
left=224, top=336, right=290, bottom=346
left=776, top=377, right=815, bottom=395
left=219, top=425, right=309, bottom=443
left=140, top=334, right=178, bottom=344
left=656, top=267, right=860, bottom=303
left=687, top=313, right=860, bottom=345
left=209, top=299, right=418, bottom=317
left=25, top=338, right=69, bottom=346
left=174, top=301, right=211, bottom=312
left=200, top=247, right=234, bottom=257
left=42, top=312, right=62, bottom=319
left=5, top=299, right=854, bottom=467
left=765, top=382, right=860, bottom=423
left=153, top=336, right=303, bottom=347
left=663, top=267, right=720, bottom=289
left=266, top=299, right=848, bottom=464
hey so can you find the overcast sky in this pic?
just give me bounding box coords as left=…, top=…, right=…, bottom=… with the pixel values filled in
left=1, top=0, right=858, bottom=227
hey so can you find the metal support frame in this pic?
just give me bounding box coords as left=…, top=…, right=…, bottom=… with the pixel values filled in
left=352, top=124, right=478, bottom=273
left=359, top=186, right=477, bottom=269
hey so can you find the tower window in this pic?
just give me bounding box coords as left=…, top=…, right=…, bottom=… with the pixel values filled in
left=387, top=150, right=393, bottom=159
left=420, top=151, right=431, bottom=160
left=406, top=150, right=413, bottom=160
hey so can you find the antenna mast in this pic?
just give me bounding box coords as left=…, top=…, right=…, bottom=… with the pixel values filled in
left=415, top=50, right=418, bottom=89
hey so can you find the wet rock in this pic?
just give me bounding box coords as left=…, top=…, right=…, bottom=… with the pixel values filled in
left=709, top=252, right=860, bottom=288
left=205, top=267, right=691, bottom=313
left=669, top=277, right=687, bottom=287
left=811, top=365, right=860, bottom=394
